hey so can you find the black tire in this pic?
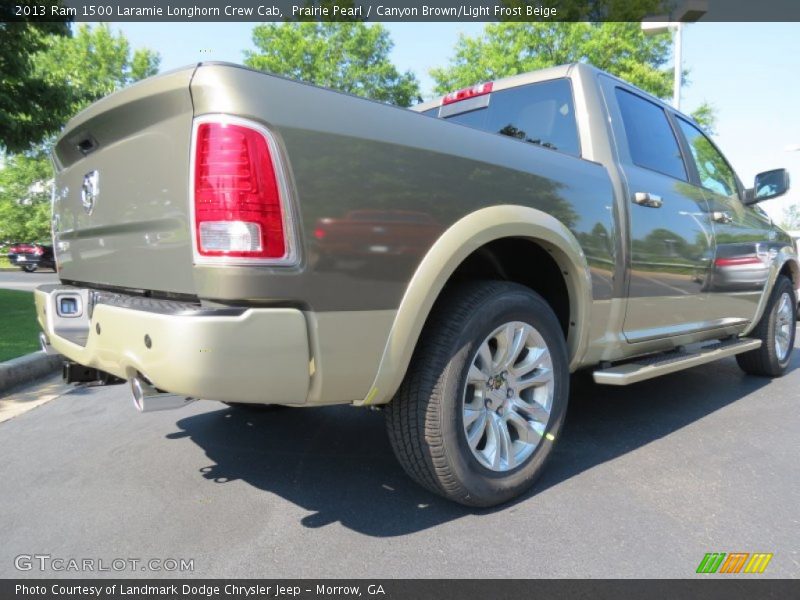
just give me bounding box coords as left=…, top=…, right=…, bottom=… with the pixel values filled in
left=386, top=281, right=569, bottom=507
left=736, top=275, right=796, bottom=377
left=22, top=265, right=37, bottom=273
left=222, top=402, right=288, bottom=412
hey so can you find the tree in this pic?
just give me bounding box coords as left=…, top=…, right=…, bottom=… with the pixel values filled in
left=0, top=25, right=160, bottom=243
left=34, top=24, right=160, bottom=118
left=431, top=23, right=673, bottom=99
left=690, top=101, right=717, bottom=134
left=0, top=17, right=70, bottom=153
left=244, top=22, right=420, bottom=107
left=780, top=204, right=800, bottom=231
left=0, top=150, right=53, bottom=242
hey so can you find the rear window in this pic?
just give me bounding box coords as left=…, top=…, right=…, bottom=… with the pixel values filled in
left=614, top=88, right=687, bottom=181
left=428, top=79, right=581, bottom=157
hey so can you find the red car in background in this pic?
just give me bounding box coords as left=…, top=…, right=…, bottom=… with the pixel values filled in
left=6, top=242, right=56, bottom=272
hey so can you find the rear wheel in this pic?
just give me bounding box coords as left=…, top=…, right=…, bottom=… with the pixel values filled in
left=386, top=281, right=569, bottom=507
left=22, top=265, right=37, bottom=273
left=737, top=275, right=796, bottom=377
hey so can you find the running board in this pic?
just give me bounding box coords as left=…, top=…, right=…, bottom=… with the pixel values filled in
left=593, top=338, right=762, bottom=386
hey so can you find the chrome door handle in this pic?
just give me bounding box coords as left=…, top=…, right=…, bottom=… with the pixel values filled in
left=633, top=192, right=663, bottom=208
left=712, top=211, right=733, bottom=224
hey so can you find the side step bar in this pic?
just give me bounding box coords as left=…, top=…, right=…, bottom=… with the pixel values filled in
left=593, top=338, right=762, bottom=386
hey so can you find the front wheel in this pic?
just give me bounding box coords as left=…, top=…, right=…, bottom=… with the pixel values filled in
left=386, top=281, right=569, bottom=507
left=737, top=275, right=796, bottom=377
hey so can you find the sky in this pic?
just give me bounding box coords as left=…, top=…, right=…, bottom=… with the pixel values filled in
left=112, top=21, right=800, bottom=225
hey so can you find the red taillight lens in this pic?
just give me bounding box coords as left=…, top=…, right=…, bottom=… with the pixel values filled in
left=442, top=82, right=493, bottom=105
left=34, top=246, right=44, bottom=255
left=193, top=121, right=287, bottom=260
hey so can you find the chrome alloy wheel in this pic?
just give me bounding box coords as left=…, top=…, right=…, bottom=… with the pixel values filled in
left=775, top=292, right=794, bottom=361
left=462, top=321, right=554, bottom=472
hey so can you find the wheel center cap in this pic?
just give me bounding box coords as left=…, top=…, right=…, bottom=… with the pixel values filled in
left=487, top=371, right=507, bottom=391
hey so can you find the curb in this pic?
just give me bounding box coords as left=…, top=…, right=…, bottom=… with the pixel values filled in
left=0, top=351, right=62, bottom=396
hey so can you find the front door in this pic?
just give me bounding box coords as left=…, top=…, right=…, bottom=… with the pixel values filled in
left=674, top=117, right=775, bottom=322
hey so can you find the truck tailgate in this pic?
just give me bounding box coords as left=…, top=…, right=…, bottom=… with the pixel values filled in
left=51, top=66, right=198, bottom=295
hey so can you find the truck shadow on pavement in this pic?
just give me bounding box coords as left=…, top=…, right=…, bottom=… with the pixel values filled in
left=168, top=355, right=795, bottom=537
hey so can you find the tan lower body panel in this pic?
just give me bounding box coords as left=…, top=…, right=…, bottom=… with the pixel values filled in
left=35, top=289, right=310, bottom=405
left=304, top=309, right=396, bottom=406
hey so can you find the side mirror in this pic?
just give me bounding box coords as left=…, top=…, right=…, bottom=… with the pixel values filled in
left=746, top=168, right=790, bottom=204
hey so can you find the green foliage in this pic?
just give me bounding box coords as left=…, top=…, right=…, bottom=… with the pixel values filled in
left=0, top=24, right=160, bottom=243
left=0, top=290, right=40, bottom=362
left=431, top=23, right=673, bottom=99
left=779, top=204, right=800, bottom=231
left=0, top=149, right=53, bottom=242
left=0, top=18, right=70, bottom=153
left=34, top=24, right=160, bottom=120
left=245, top=22, right=420, bottom=107
left=690, top=102, right=717, bottom=134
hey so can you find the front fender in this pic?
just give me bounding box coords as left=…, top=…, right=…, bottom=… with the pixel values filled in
left=742, top=245, right=799, bottom=336
left=357, top=205, right=593, bottom=406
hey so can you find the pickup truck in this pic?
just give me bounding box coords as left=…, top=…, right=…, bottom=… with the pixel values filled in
left=35, top=62, right=798, bottom=507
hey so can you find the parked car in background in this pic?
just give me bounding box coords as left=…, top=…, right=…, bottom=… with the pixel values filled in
left=7, top=243, right=56, bottom=272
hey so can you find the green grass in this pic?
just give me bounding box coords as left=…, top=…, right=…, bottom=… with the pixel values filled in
left=0, top=257, right=12, bottom=269
left=0, top=289, right=40, bottom=362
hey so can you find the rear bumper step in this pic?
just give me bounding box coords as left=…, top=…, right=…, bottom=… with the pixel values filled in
left=593, top=338, right=762, bottom=386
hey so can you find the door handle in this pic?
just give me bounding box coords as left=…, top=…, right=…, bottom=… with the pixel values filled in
left=633, top=192, right=663, bottom=208
left=712, top=211, right=733, bottom=224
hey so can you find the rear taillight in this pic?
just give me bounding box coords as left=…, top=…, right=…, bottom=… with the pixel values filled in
left=33, top=246, right=44, bottom=256
left=192, top=118, right=295, bottom=264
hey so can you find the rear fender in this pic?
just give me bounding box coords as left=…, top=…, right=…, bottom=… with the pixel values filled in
left=357, top=205, right=592, bottom=406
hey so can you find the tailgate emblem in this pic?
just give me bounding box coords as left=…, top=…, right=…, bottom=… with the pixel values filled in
left=81, top=170, right=99, bottom=214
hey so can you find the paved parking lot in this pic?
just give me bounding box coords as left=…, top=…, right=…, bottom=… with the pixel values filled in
left=0, top=269, right=59, bottom=292
left=0, top=333, right=797, bottom=579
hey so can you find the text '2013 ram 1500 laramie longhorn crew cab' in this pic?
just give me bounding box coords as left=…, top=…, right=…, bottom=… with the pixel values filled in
left=36, top=62, right=798, bottom=507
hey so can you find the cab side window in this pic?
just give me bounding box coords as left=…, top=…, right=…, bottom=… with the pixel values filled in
left=676, top=118, right=738, bottom=198
left=615, top=88, right=687, bottom=181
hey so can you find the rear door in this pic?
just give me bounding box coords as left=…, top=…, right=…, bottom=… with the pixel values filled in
left=601, top=78, right=716, bottom=342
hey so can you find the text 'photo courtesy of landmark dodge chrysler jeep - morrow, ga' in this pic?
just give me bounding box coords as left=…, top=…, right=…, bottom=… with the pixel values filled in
left=35, top=62, right=798, bottom=507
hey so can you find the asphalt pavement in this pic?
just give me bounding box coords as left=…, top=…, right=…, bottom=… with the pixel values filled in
left=0, top=335, right=798, bottom=579
left=0, top=269, right=59, bottom=292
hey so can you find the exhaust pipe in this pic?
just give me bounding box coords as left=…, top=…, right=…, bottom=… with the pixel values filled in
left=130, top=375, right=196, bottom=413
